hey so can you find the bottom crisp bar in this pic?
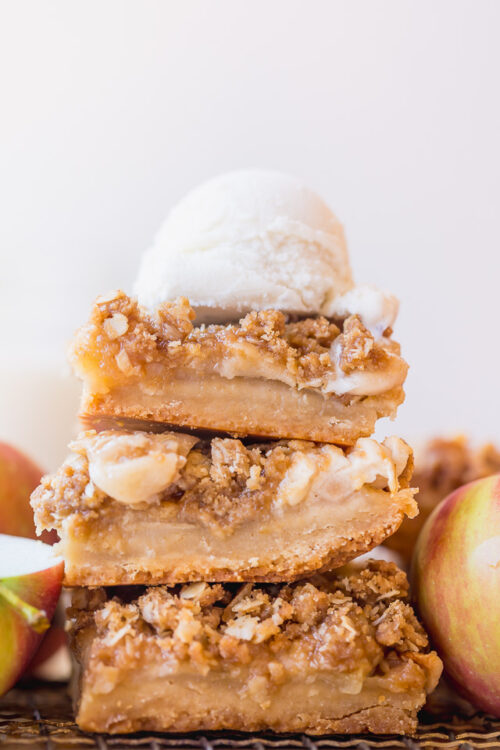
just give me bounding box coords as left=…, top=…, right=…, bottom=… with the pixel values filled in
left=68, top=561, right=442, bottom=735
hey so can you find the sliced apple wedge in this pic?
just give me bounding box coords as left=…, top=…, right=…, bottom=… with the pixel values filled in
left=0, top=534, right=63, bottom=696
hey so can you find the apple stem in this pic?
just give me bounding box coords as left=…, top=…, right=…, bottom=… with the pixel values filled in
left=0, top=583, right=50, bottom=634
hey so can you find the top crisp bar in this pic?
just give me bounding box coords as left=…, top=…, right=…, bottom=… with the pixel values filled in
left=69, top=290, right=407, bottom=444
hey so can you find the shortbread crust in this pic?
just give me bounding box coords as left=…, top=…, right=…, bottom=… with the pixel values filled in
left=32, top=430, right=417, bottom=586
left=68, top=561, right=442, bottom=734
left=69, top=291, right=407, bottom=444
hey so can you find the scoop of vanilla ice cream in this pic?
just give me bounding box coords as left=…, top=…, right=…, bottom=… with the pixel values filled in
left=327, top=284, right=399, bottom=338
left=135, top=170, right=354, bottom=322
left=134, top=169, right=398, bottom=333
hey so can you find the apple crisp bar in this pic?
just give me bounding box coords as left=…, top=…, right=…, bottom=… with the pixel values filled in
left=69, top=291, right=408, bottom=444
left=68, top=560, right=442, bottom=734
left=32, top=430, right=417, bottom=586
left=386, top=436, right=500, bottom=563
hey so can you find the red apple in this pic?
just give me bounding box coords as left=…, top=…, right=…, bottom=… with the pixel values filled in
left=0, top=444, right=65, bottom=683
left=412, top=474, right=500, bottom=716
left=27, top=622, right=70, bottom=681
left=0, top=441, right=56, bottom=544
left=0, top=534, right=63, bottom=695
left=25, top=591, right=71, bottom=682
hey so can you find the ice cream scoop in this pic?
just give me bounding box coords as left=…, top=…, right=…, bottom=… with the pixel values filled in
left=134, top=169, right=397, bottom=334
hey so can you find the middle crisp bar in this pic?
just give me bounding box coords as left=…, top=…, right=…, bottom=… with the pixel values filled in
left=32, top=430, right=417, bottom=587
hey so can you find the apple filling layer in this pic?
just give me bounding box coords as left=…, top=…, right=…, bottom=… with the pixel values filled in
left=69, top=291, right=407, bottom=444
left=68, top=561, right=442, bottom=734
left=32, top=430, right=417, bottom=586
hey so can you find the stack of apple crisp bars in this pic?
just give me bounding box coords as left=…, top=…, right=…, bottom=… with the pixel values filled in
left=31, top=285, right=442, bottom=736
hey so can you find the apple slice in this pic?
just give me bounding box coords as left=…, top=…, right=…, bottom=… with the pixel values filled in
left=0, top=534, right=63, bottom=696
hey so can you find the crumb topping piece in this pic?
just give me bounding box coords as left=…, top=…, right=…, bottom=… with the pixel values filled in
left=68, top=561, right=441, bottom=691
left=415, top=436, right=500, bottom=507
left=386, top=435, right=500, bottom=562
left=69, top=291, right=407, bottom=398
left=31, top=431, right=415, bottom=537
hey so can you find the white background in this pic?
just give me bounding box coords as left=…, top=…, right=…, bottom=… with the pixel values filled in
left=1, top=0, right=499, bottom=469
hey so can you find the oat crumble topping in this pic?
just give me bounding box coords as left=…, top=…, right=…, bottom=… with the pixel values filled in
left=69, top=291, right=405, bottom=397
left=387, top=436, right=500, bottom=562
left=68, top=561, right=441, bottom=690
left=32, top=430, right=414, bottom=537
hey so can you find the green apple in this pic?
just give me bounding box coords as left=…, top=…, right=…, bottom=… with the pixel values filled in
left=412, top=474, right=500, bottom=716
left=0, top=534, right=63, bottom=695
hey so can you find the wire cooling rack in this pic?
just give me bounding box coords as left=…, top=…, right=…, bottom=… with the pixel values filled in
left=1, top=685, right=500, bottom=750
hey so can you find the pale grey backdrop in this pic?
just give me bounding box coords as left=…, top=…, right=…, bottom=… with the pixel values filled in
left=1, top=0, right=499, bottom=468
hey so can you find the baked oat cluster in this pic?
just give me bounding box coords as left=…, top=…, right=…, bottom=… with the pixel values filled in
left=69, top=561, right=433, bottom=669
left=70, top=291, right=407, bottom=443
left=68, top=562, right=441, bottom=734
left=71, top=291, right=404, bottom=396
left=387, top=436, right=500, bottom=563
left=32, top=429, right=418, bottom=584
left=31, top=174, right=442, bottom=735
